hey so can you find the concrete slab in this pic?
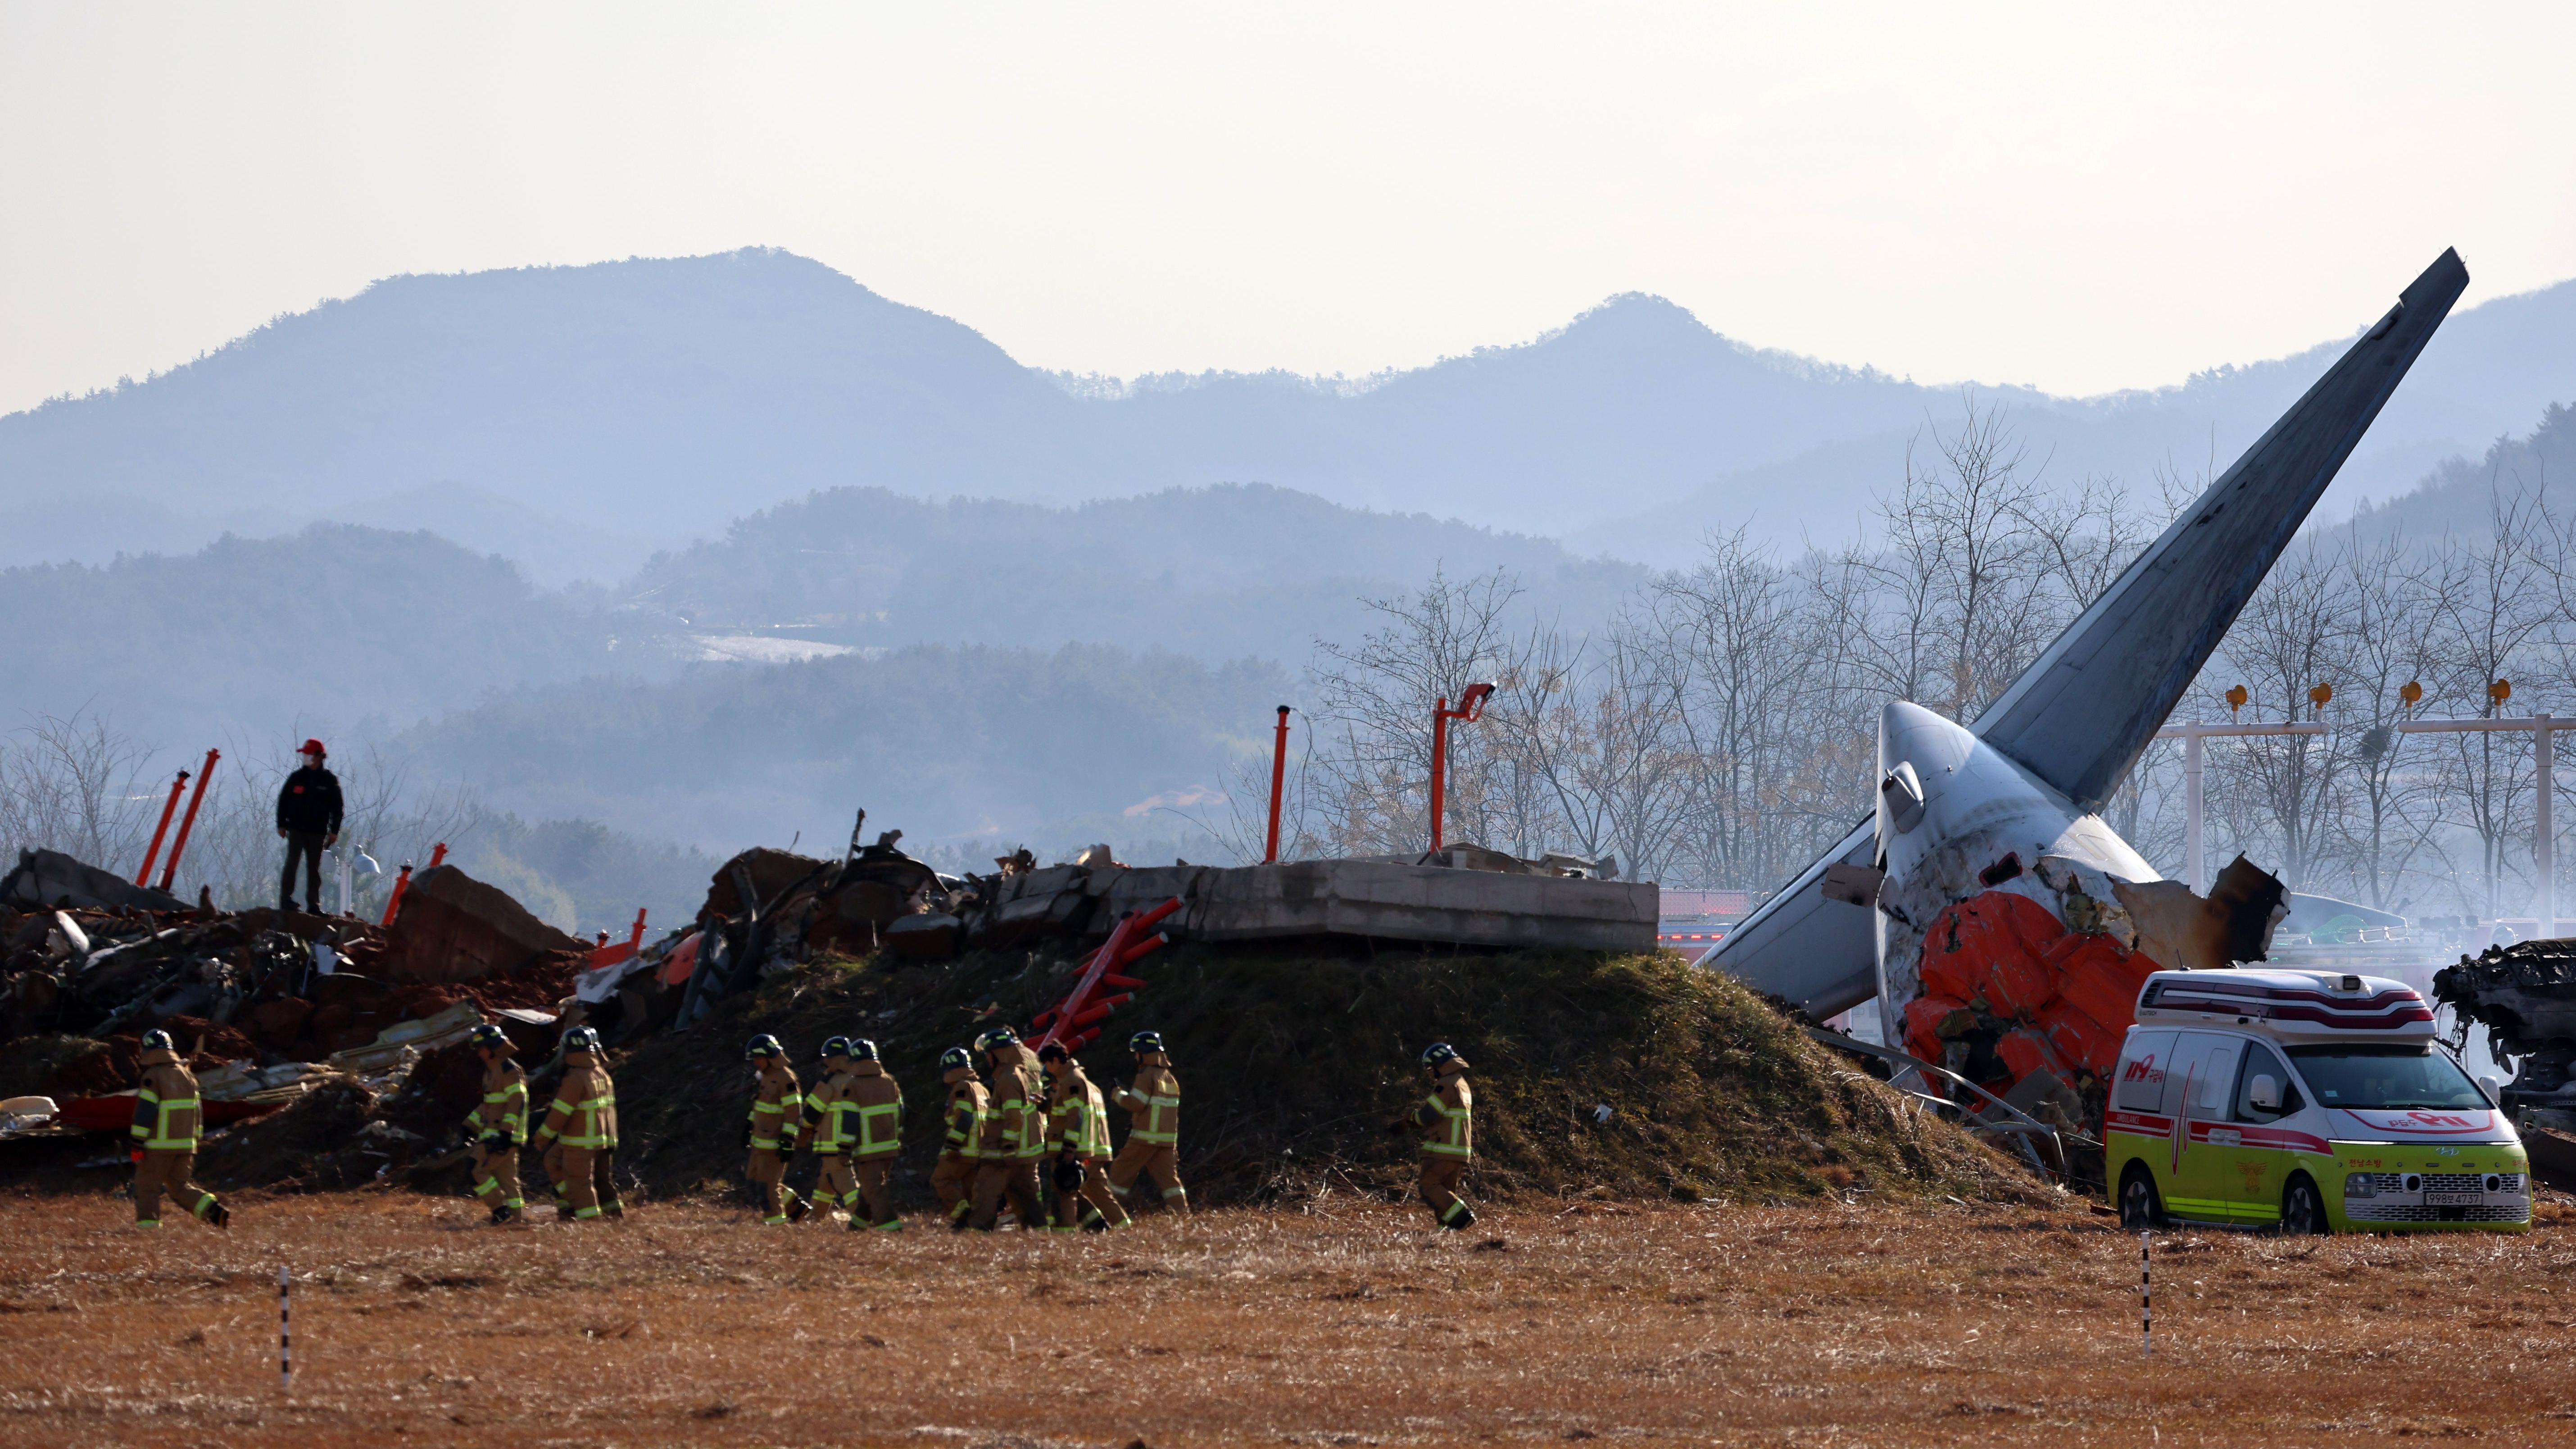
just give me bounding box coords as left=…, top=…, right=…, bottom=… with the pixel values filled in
left=1180, top=860, right=1657, bottom=952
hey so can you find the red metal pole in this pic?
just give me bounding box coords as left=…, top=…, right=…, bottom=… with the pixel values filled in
left=1429, top=698, right=1448, bottom=853
left=156, top=749, right=219, bottom=893
left=380, top=863, right=413, bottom=926
left=626, top=908, right=648, bottom=951
left=378, top=842, right=446, bottom=927
left=1264, top=705, right=1291, bottom=863
left=135, top=769, right=189, bottom=886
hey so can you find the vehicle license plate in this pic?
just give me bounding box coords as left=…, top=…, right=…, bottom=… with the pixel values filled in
left=2424, top=1191, right=2481, bottom=1205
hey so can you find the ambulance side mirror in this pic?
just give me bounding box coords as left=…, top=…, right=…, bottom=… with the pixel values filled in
left=2247, top=1075, right=2281, bottom=1112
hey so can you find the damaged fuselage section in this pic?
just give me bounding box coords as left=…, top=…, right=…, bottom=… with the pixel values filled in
left=1871, top=701, right=2285, bottom=1113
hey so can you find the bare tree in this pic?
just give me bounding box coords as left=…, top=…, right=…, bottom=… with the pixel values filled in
left=1304, top=567, right=1531, bottom=856
left=0, top=709, right=159, bottom=873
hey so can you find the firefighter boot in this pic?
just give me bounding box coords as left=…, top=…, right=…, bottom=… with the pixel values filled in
left=201, top=1198, right=231, bottom=1230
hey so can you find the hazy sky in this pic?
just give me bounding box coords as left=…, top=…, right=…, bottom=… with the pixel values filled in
left=4, top=3, right=2572, bottom=416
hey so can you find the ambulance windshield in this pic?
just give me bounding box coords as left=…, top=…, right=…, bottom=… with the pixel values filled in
left=2286, top=1045, right=2485, bottom=1110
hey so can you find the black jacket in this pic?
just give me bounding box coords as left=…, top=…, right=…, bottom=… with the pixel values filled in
left=276, top=765, right=344, bottom=836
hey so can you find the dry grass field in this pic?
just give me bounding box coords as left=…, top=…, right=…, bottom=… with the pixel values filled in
left=2, top=1190, right=2572, bottom=1448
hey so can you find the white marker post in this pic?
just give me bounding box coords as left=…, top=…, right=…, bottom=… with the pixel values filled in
left=2139, top=1231, right=2151, bottom=1357
left=279, top=1265, right=292, bottom=1393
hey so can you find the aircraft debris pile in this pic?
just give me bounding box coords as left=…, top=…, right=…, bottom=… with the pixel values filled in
left=0, top=847, right=581, bottom=1187
left=2431, top=938, right=2576, bottom=1140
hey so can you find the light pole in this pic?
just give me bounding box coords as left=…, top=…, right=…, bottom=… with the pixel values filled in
left=1428, top=682, right=1496, bottom=854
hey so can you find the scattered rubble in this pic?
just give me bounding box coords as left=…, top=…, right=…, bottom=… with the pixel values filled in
left=0, top=852, right=580, bottom=1186
left=6, top=821, right=1993, bottom=1212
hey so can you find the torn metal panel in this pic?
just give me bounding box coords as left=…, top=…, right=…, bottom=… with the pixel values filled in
left=2, top=848, right=189, bottom=914
left=382, top=864, right=587, bottom=983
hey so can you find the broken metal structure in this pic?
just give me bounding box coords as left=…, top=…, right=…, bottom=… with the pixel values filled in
left=1708, top=250, right=2472, bottom=1124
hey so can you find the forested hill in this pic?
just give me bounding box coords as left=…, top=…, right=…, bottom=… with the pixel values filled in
left=2344, top=401, right=2576, bottom=541
left=0, top=525, right=668, bottom=749
left=621, top=483, right=1643, bottom=664
left=395, top=643, right=1288, bottom=855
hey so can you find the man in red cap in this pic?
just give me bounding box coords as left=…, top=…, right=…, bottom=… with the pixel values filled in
left=275, top=739, right=343, bottom=914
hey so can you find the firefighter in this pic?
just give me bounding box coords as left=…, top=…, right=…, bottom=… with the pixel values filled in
left=128, top=1028, right=228, bottom=1229
left=966, top=1025, right=1046, bottom=1231
left=930, top=1046, right=988, bottom=1228
left=1108, top=1030, right=1187, bottom=1214
left=465, top=1023, right=528, bottom=1225
left=743, top=1034, right=809, bottom=1225
left=535, top=1027, right=622, bottom=1221
left=1039, top=1041, right=1127, bottom=1232
left=839, top=1038, right=904, bottom=1232
left=802, top=1037, right=861, bottom=1222
left=1390, top=1041, right=1475, bottom=1230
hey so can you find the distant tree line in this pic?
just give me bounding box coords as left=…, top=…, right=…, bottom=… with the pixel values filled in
left=1257, top=400, right=2576, bottom=922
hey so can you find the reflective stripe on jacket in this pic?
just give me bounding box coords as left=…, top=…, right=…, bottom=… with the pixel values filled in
left=804, top=1068, right=857, bottom=1153
left=847, top=1062, right=903, bottom=1159
left=131, top=1052, right=202, bottom=1151
left=539, top=1057, right=618, bottom=1149
left=1115, top=1063, right=1180, bottom=1145
left=471, top=1058, right=529, bottom=1144
left=748, top=1063, right=802, bottom=1151
left=1048, top=1071, right=1113, bottom=1157
left=944, top=1081, right=991, bottom=1159
left=1411, top=1072, right=1472, bottom=1158
left=981, top=1047, right=1048, bottom=1159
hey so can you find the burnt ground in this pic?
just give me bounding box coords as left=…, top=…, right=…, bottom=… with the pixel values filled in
left=1, top=1193, right=2571, bottom=1447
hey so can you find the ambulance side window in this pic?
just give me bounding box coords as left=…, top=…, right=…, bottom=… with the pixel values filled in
left=2193, top=1039, right=2240, bottom=1118
left=2233, top=1043, right=2299, bottom=1122
left=2155, top=1034, right=2222, bottom=1118
left=2113, top=1031, right=2178, bottom=1113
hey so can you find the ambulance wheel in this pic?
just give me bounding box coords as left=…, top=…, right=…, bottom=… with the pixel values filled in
left=2279, top=1174, right=2329, bottom=1236
left=2118, top=1164, right=2164, bottom=1230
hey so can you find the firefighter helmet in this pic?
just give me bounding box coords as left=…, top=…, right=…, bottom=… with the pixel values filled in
left=1128, top=1030, right=1166, bottom=1055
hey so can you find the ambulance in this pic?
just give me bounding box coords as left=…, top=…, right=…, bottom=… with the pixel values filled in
left=2105, top=968, right=2531, bottom=1233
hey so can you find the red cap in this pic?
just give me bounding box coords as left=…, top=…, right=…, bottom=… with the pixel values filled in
left=299, top=739, right=326, bottom=757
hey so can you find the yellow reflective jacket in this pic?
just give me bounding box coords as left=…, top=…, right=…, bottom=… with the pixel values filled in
left=943, top=1079, right=991, bottom=1159
left=538, top=1055, right=618, bottom=1150
left=748, top=1062, right=802, bottom=1151
left=1046, top=1067, right=1113, bottom=1157
left=131, top=1049, right=202, bottom=1152
left=981, top=1046, right=1048, bottom=1159
left=470, top=1056, right=529, bottom=1145
left=1114, top=1060, right=1179, bottom=1146
left=1408, top=1070, right=1471, bottom=1158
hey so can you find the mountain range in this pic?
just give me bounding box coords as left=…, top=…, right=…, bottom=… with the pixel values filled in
left=9, top=247, right=2572, bottom=580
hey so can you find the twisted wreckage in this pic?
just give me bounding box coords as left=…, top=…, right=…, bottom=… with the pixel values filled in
left=1709, top=249, right=2473, bottom=1127
left=0, top=809, right=1656, bottom=1183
